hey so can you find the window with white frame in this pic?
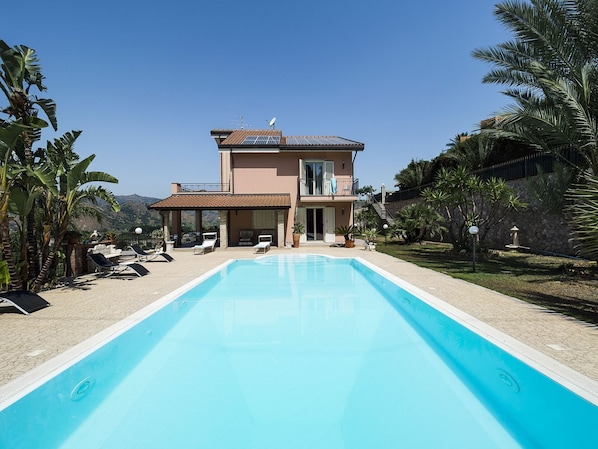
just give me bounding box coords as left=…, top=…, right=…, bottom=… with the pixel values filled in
left=253, top=210, right=276, bottom=229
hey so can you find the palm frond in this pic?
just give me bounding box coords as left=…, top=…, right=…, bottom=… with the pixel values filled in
left=566, top=172, right=598, bottom=259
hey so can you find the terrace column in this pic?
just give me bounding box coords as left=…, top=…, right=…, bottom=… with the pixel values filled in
left=172, top=210, right=182, bottom=246
left=195, top=210, right=203, bottom=242
left=218, top=210, right=228, bottom=248
left=277, top=210, right=285, bottom=247
left=160, top=211, right=170, bottom=242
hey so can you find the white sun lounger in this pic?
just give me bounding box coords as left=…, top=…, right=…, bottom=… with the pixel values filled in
left=193, top=232, right=218, bottom=255
left=254, top=234, right=272, bottom=254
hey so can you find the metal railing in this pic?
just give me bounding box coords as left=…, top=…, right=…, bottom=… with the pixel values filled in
left=178, top=183, right=229, bottom=193
left=366, top=194, right=392, bottom=221
left=472, top=148, right=583, bottom=181
left=385, top=149, right=585, bottom=202
left=299, top=178, right=357, bottom=196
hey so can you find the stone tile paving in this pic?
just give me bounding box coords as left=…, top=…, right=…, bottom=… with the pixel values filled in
left=1, top=245, right=597, bottom=391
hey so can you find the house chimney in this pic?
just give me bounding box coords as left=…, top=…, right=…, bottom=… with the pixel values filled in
left=381, top=184, right=386, bottom=205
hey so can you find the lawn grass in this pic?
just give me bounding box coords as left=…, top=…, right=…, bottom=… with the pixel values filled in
left=376, top=241, right=598, bottom=325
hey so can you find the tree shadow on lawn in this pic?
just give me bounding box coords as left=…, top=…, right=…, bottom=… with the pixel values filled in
left=401, top=247, right=564, bottom=277
left=379, top=243, right=598, bottom=325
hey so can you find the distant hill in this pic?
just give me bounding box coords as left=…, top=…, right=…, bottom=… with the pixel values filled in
left=114, top=194, right=160, bottom=205
left=74, top=195, right=163, bottom=233
left=74, top=195, right=218, bottom=234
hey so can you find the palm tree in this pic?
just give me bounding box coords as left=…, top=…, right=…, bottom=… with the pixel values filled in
left=0, top=39, right=57, bottom=283
left=31, top=131, right=120, bottom=291
left=445, top=133, right=469, bottom=150
left=472, top=0, right=598, bottom=257
left=391, top=203, right=446, bottom=244
left=394, top=159, right=433, bottom=189
left=472, top=0, right=598, bottom=172
left=566, top=173, right=598, bottom=258
left=526, top=162, right=577, bottom=216
left=444, top=133, right=497, bottom=171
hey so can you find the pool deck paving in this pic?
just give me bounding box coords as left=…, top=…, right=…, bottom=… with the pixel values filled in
left=1, top=244, right=597, bottom=400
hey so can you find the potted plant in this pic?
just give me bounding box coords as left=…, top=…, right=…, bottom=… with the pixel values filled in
left=362, top=228, right=378, bottom=251
left=104, top=230, right=118, bottom=245
left=335, top=225, right=357, bottom=248
left=292, top=222, right=304, bottom=248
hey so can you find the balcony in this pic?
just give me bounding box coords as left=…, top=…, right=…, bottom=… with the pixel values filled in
left=299, top=177, right=358, bottom=200
left=175, top=183, right=230, bottom=193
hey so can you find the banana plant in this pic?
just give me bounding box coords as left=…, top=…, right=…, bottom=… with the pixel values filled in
left=7, top=162, right=58, bottom=287
left=0, top=122, right=33, bottom=289
left=1, top=39, right=57, bottom=286
left=31, top=132, right=120, bottom=291
left=0, top=39, right=57, bottom=131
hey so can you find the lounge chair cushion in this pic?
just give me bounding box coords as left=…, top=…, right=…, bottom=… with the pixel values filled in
left=130, top=244, right=174, bottom=262
left=87, top=252, right=150, bottom=277
left=0, top=290, right=50, bottom=315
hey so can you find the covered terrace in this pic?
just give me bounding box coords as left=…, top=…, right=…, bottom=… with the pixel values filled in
left=149, top=188, right=291, bottom=249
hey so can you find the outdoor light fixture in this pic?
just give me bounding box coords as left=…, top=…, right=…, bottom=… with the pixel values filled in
left=468, top=225, right=479, bottom=273
left=383, top=223, right=389, bottom=244
left=135, top=227, right=142, bottom=245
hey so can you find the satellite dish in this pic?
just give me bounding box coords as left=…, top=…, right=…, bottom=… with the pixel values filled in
left=268, top=117, right=277, bottom=129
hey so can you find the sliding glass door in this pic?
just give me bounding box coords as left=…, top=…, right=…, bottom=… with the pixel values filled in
left=296, top=207, right=334, bottom=242
left=306, top=208, right=324, bottom=241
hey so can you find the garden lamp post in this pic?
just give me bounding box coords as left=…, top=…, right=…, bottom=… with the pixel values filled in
left=383, top=223, right=389, bottom=244
left=135, top=227, right=142, bottom=246
left=468, top=225, right=479, bottom=273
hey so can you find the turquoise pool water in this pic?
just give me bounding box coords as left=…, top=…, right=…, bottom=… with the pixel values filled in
left=1, top=255, right=597, bottom=448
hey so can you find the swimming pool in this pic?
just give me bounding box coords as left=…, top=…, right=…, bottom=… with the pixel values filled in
left=1, top=254, right=597, bottom=448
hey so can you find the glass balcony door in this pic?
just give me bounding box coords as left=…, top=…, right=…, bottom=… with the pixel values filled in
left=305, top=162, right=324, bottom=195
left=296, top=207, right=335, bottom=243
left=306, top=208, right=324, bottom=241
left=300, top=160, right=334, bottom=196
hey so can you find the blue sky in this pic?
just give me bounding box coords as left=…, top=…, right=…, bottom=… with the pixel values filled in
left=4, top=0, right=512, bottom=199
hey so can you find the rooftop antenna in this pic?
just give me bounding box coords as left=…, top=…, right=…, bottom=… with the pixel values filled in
left=231, top=115, right=251, bottom=130
left=268, top=117, right=277, bottom=129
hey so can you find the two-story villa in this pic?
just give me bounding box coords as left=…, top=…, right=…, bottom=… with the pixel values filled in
left=149, top=128, right=364, bottom=248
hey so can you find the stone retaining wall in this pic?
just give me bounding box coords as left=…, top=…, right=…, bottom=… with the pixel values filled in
left=384, top=178, right=579, bottom=256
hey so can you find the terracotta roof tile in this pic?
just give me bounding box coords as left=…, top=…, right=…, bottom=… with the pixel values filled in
left=149, top=193, right=291, bottom=210
left=214, top=129, right=364, bottom=151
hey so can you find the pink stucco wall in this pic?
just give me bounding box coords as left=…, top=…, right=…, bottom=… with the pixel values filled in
left=230, top=151, right=355, bottom=243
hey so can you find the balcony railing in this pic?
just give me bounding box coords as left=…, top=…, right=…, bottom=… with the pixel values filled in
left=178, top=183, right=229, bottom=193
left=299, top=178, right=357, bottom=196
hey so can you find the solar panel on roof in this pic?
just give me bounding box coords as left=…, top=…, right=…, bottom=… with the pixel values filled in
left=241, top=135, right=280, bottom=145
left=285, top=136, right=351, bottom=145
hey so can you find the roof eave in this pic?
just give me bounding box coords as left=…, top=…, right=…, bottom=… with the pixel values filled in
left=281, top=145, right=364, bottom=151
